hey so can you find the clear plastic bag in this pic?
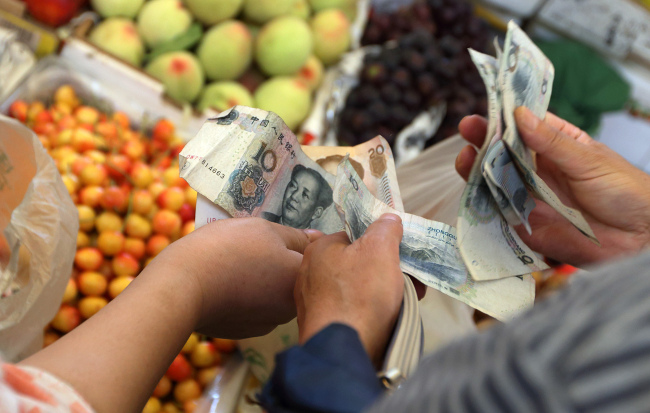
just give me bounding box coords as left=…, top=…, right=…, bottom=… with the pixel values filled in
left=0, top=115, right=78, bottom=362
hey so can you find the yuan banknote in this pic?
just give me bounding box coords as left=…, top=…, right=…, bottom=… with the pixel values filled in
left=336, top=157, right=535, bottom=320
left=458, top=50, right=548, bottom=281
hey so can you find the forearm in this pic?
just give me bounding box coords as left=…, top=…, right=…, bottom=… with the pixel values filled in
left=19, top=262, right=200, bottom=413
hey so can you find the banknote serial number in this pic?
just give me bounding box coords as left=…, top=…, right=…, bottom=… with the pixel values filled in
left=201, top=159, right=226, bottom=179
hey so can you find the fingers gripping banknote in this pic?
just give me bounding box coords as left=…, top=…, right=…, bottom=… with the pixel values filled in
left=458, top=50, right=549, bottom=282
left=498, top=21, right=598, bottom=244
left=336, top=158, right=535, bottom=320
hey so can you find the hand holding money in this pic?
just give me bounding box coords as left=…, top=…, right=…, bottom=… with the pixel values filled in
left=456, top=110, right=650, bottom=267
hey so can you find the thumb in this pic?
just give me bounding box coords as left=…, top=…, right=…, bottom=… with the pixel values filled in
left=361, top=213, right=404, bottom=254
left=515, top=107, right=586, bottom=171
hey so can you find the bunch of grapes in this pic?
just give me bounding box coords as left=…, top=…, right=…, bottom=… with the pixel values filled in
left=338, top=29, right=487, bottom=148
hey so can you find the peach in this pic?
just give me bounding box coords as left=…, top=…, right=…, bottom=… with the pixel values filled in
left=162, top=166, right=186, bottom=188
left=132, top=190, right=154, bottom=215
left=311, top=9, right=350, bottom=65
left=212, top=338, right=237, bottom=353
left=166, top=354, right=192, bottom=381
left=80, top=163, right=108, bottom=186
left=108, top=276, right=134, bottom=298
left=182, top=332, right=199, bottom=354
left=77, top=231, right=90, bottom=248
left=51, top=305, right=81, bottom=333
left=157, top=187, right=185, bottom=211
left=100, top=187, right=129, bottom=212
left=95, top=211, right=123, bottom=232
left=295, top=55, right=324, bottom=91
left=125, top=213, right=152, bottom=239
left=78, top=271, right=109, bottom=296
left=112, top=252, right=140, bottom=277
left=89, top=18, right=145, bottom=67
left=142, top=397, right=162, bottom=413
left=62, top=278, right=78, bottom=304
left=79, top=186, right=104, bottom=208
left=179, top=204, right=194, bottom=223
left=254, top=77, right=311, bottom=131
left=130, top=162, right=154, bottom=188
left=190, top=341, right=218, bottom=367
left=75, top=247, right=104, bottom=271
left=137, top=0, right=192, bottom=48
left=9, top=100, right=28, bottom=122
left=43, top=331, right=60, bottom=347
left=124, top=238, right=146, bottom=260
left=62, top=173, right=80, bottom=195
left=291, top=0, right=311, bottom=19
left=309, top=0, right=358, bottom=20
left=79, top=296, right=108, bottom=319
left=185, top=187, right=197, bottom=208
left=146, top=52, right=205, bottom=103
left=152, top=210, right=182, bottom=237
left=197, top=366, right=221, bottom=387
left=77, top=205, right=96, bottom=232
left=174, top=379, right=202, bottom=403
left=255, top=16, right=312, bottom=76
left=146, top=234, right=170, bottom=257
left=120, top=139, right=146, bottom=161
left=196, top=81, right=254, bottom=112
left=97, top=231, right=125, bottom=256
left=106, top=154, right=132, bottom=179
left=197, top=21, right=252, bottom=81
left=91, top=0, right=145, bottom=19
left=243, top=0, right=295, bottom=23
left=153, top=375, right=172, bottom=398
left=75, top=106, right=100, bottom=125
left=185, top=0, right=243, bottom=25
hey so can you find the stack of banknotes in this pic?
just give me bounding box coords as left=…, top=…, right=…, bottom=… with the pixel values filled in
left=179, top=21, right=598, bottom=382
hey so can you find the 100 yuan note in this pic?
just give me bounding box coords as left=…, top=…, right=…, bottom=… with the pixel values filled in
left=336, top=158, right=535, bottom=320
left=499, top=21, right=599, bottom=244
left=180, top=106, right=344, bottom=234
left=458, top=50, right=548, bottom=281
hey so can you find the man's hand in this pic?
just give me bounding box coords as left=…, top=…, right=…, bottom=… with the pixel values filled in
left=456, top=108, right=650, bottom=266
left=152, top=218, right=321, bottom=339
left=295, top=214, right=405, bottom=367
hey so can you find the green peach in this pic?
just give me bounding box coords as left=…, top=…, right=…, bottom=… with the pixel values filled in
left=89, top=18, right=145, bottom=67
left=197, top=21, right=253, bottom=81
left=197, top=81, right=254, bottom=112
left=254, top=77, right=311, bottom=131
left=309, top=0, right=357, bottom=21
left=90, top=0, right=145, bottom=18
left=137, top=0, right=192, bottom=48
left=242, top=0, right=295, bottom=24
left=294, top=55, right=323, bottom=91
left=255, top=16, right=312, bottom=76
left=184, top=0, right=243, bottom=26
left=146, top=51, right=205, bottom=103
left=290, top=0, right=311, bottom=19
left=311, top=9, right=350, bottom=65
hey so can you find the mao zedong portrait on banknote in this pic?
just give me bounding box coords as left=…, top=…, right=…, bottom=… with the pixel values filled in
left=261, top=164, right=334, bottom=229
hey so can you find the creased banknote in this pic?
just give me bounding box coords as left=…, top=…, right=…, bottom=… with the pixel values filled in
left=336, top=157, right=535, bottom=320
left=498, top=21, right=598, bottom=244
left=185, top=107, right=403, bottom=231
left=458, top=50, right=549, bottom=281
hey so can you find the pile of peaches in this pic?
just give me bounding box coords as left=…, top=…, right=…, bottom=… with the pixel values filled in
left=8, top=86, right=234, bottom=413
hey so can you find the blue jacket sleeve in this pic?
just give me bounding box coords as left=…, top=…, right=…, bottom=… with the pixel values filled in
left=259, top=323, right=385, bottom=413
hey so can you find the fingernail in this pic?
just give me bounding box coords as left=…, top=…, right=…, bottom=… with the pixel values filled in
left=515, top=107, right=540, bottom=132
left=303, top=229, right=323, bottom=242
left=379, top=213, right=401, bottom=223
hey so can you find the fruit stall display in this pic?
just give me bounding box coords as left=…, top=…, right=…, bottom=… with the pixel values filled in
left=70, top=0, right=359, bottom=132
left=336, top=0, right=491, bottom=148
left=6, top=86, right=235, bottom=413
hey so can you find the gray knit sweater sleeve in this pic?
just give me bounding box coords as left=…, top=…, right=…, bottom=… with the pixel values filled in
left=367, top=252, right=650, bottom=413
